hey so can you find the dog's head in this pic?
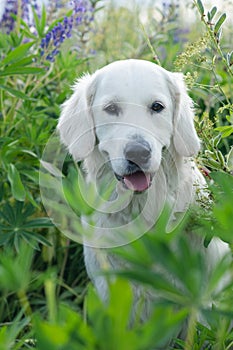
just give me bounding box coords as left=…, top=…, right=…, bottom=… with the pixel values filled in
left=58, top=59, right=200, bottom=192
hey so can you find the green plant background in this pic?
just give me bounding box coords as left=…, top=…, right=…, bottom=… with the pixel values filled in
left=0, top=0, right=233, bottom=349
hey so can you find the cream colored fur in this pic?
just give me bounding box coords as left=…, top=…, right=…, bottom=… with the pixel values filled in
left=58, top=59, right=229, bottom=332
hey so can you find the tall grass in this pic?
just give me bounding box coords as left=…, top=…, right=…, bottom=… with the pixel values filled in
left=0, top=0, right=232, bottom=348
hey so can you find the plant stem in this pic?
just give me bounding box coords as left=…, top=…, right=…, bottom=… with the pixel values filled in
left=57, top=239, right=70, bottom=297
left=45, top=277, right=57, bottom=323
left=140, top=23, right=162, bottom=66
left=0, top=88, right=6, bottom=123
left=226, top=341, right=233, bottom=350
left=17, top=289, right=32, bottom=317
left=193, top=0, right=233, bottom=78
left=211, top=64, right=232, bottom=106
left=16, top=0, right=22, bottom=36
left=184, top=308, right=197, bottom=350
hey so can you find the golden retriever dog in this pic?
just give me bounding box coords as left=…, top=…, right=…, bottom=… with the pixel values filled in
left=57, top=59, right=229, bottom=332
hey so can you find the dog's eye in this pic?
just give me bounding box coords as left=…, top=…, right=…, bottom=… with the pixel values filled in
left=151, top=101, right=164, bottom=113
left=103, top=103, right=120, bottom=116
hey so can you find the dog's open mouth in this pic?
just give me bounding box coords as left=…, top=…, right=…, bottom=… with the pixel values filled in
left=115, top=171, right=152, bottom=192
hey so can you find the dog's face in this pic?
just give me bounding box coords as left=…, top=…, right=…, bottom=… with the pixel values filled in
left=58, top=60, right=200, bottom=192
left=92, top=61, right=174, bottom=191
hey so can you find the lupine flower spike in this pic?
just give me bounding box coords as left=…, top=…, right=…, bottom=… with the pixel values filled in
left=40, top=0, right=94, bottom=62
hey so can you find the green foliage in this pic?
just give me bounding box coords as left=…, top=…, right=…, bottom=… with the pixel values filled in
left=0, top=201, right=53, bottom=250
left=35, top=280, right=186, bottom=350
left=208, top=172, right=233, bottom=243
left=7, top=163, right=26, bottom=201
left=0, top=311, right=32, bottom=350
left=62, top=164, right=100, bottom=217
left=0, top=0, right=233, bottom=349
left=0, top=243, right=33, bottom=294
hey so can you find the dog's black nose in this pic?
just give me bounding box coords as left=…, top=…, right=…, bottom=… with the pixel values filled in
left=124, top=140, right=151, bottom=167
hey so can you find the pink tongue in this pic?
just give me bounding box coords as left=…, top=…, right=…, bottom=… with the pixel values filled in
left=123, top=172, right=150, bottom=192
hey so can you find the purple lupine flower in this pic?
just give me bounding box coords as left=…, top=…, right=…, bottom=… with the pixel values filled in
left=71, top=0, right=94, bottom=26
left=162, top=0, right=179, bottom=22
left=0, top=0, right=18, bottom=34
left=40, top=0, right=94, bottom=62
left=21, top=0, right=30, bottom=24
left=0, top=0, right=40, bottom=34
left=161, top=0, right=189, bottom=45
left=173, top=28, right=189, bottom=44
left=40, top=16, right=75, bottom=62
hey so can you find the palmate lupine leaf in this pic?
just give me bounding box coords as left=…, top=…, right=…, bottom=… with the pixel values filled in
left=0, top=201, right=53, bottom=250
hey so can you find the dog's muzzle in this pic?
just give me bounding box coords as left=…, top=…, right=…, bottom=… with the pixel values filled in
left=115, top=140, right=153, bottom=192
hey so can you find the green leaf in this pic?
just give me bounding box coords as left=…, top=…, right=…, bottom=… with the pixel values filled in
left=226, top=51, right=233, bottom=66
left=7, top=164, right=26, bottom=201
left=62, top=166, right=95, bottom=216
left=207, top=6, right=217, bottom=22
left=197, top=0, right=205, bottom=15
left=0, top=243, right=33, bottom=290
left=0, top=84, right=34, bottom=100
left=0, top=203, right=16, bottom=225
left=40, top=5, right=47, bottom=35
left=22, top=218, right=53, bottom=229
left=40, top=160, right=64, bottom=178
left=0, top=66, right=44, bottom=77
left=214, top=13, right=226, bottom=34
left=22, top=169, right=39, bottom=184
left=1, top=42, right=34, bottom=65
left=0, top=311, right=30, bottom=349
left=226, top=147, right=233, bottom=171
left=21, top=149, right=38, bottom=158
left=32, top=6, right=41, bottom=36
left=215, top=125, right=233, bottom=138
left=215, top=28, right=222, bottom=42
left=32, top=5, right=46, bottom=37
left=36, top=305, right=95, bottom=350
left=10, top=55, right=37, bottom=67
left=20, top=20, right=38, bottom=40
left=108, top=279, right=133, bottom=328
left=206, top=254, right=232, bottom=296
left=21, top=231, right=52, bottom=247
left=210, top=172, right=233, bottom=241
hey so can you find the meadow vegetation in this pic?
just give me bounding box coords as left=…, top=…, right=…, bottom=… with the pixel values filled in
left=0, top=0, right=233, bottom=348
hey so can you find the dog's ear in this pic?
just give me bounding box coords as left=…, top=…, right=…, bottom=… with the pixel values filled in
left=171, top=73, right=200, bottom=157
left=57, top=74, right=96, bottom=160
